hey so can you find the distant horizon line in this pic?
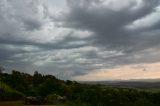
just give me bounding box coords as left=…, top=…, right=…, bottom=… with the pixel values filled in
left=78, top=78, right=160, bottom=82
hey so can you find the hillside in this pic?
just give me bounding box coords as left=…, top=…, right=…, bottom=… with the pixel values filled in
left=1, top=70, right=160, bottom=106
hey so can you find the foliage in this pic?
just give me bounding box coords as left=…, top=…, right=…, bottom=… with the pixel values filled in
left=46, top=93, right=59, bottom=104
left=0, top=81, right=24, bottom=101
left=1, top=69, right=160, bottom=106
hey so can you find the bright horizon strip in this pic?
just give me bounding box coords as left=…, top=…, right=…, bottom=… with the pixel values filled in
left=73, top=62, right=160, bottom=81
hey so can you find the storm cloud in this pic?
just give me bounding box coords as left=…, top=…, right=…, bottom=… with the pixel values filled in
left=0, top=0, right=160, bottom=80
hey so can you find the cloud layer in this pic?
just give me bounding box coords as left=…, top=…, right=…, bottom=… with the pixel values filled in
left=0, top=0, right=160, bottom=80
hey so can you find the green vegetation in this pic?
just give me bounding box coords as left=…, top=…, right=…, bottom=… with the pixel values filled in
left=1, top=69, right=160, bottom=106
left=0, top=81, right=24, bottom=101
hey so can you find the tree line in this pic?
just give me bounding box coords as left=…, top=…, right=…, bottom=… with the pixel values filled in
left=1, top=69, right=160, bottom=106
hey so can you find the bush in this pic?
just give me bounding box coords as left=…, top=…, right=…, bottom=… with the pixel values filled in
left=0, top=81, right=24, bottom=101
left=46, top=93, right=59, bottom=104
left=46, top=93, right=67, bottom=105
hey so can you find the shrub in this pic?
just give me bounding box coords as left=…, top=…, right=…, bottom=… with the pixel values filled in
left=46, top=93, right=59, bottom=104
left=0, top=81, right=24, bottom=101
left=46, top=93, right=67, bottom=105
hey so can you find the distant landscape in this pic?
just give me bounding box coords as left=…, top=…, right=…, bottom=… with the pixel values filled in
left=1, top=69, right=160, bottom=106
left=81, top=80, right=160, bottom=88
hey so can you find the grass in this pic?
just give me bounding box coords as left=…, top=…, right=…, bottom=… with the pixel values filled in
left=0, top=101, right=67, bottom=106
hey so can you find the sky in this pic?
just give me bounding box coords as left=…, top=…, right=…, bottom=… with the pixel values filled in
left=0, top=0, right=160, bottom=81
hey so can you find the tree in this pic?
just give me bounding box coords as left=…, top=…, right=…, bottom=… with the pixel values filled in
left=0, top=66, right=5, bottom=74
left=0, top=66, right=5, bottom=81
left=33, top=71, right=43, bottom=86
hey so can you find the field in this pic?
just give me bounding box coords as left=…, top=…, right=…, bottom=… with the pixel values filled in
left=0, top=101, right=67, bottom=106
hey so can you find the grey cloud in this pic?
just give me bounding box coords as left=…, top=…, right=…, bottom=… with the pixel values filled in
left=1, top=0, right=160, bottom=79
left=0, top=32, right=90, bottom=50
left=54, top=0, right=160, bottom=60
left=6, top=0, right=44, bottom=31
left=45, top=0, right=160, bottom=78
left=55, top=0, right=160, bottom=52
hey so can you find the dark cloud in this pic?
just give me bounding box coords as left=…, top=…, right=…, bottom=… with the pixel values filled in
left=54, top=0, right=160, bottom=62
left=0, top=0, right=160, bottom=79
left=55, top=0, right=160, bottom=52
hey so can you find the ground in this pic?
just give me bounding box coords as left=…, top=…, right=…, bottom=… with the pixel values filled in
left=0, top=101, right=67, bottom=106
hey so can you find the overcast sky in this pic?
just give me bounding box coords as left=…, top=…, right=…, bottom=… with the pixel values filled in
left=0, top=0, right=160, bottom=80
